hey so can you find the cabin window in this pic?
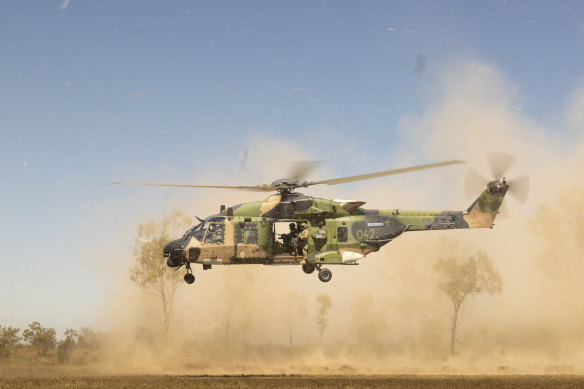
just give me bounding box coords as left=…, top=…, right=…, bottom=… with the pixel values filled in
left=243, top=228, right=258, bottom=244
left=337, top=227, right=348, bottom=242
left=205, top=223, right=225, bottom=243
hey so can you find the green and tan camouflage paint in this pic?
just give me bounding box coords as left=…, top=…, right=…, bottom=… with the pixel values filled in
left=164, top=181, right=508, bottom=267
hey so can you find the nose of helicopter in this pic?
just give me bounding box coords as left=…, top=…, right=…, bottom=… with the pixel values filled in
left=163, top=239, right=182, bottom=257
left=164, top=238, right=188, bottom=268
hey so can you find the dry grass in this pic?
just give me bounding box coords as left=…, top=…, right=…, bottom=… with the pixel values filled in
left=2, top=375, right=584, bottom=389
left=3, top=347, right=584, bottom=388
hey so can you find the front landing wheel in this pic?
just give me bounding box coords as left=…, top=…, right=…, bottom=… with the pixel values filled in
left=184, top=273, right=195, bottom=284
left=318, top=268, right=332, bottom=282
left=302, top=263, right=316, bottom=274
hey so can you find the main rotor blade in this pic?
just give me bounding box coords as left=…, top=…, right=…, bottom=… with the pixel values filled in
left=112, top=181, right=276, bottom=192
left=308, top=160, right=465, bottom=186
left=486, top=152, right=515, bottom=179
left=288, top=160, right=323, bottom=182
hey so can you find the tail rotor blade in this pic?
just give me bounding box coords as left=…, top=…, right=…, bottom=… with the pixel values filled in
left=496, top=201, right=511, bottom=220
left=508, top=174, right=530, bottom=203
left=487, top=152, right=515, bottom=179
left=464, top=167, right=488, bottom=198
left=465, top=153, right=528, bottom=220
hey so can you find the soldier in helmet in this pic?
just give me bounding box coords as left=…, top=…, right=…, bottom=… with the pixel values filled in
left=298, top=222, right=309, bottom=264
left=288, top=222, right=298, bottom=255
left=206, top=223, right=224, bottom=243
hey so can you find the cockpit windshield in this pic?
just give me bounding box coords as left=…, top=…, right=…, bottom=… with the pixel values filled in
left=183, top=215, right=226, bottom=242
left=184, top=222, right=207, bottom=241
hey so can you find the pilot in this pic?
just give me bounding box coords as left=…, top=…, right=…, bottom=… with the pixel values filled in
left=298, top=222, right=309, bottom=263
left=206, top=223, right=224, bottom=243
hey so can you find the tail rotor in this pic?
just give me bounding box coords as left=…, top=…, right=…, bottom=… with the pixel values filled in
left=465, top=152, right=530, bottom=217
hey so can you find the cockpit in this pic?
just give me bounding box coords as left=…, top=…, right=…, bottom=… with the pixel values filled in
left=183, top=215, right=226, bottom=244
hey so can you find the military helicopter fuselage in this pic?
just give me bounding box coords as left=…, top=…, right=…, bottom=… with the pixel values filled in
left=115, top=157, right=523, bottom=284
left=163, top=180, right=508, bottom=283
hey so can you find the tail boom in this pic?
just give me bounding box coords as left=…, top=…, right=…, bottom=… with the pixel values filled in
left=387, top=179, right=509, bottom=231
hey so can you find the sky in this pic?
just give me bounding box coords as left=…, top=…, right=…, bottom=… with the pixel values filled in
left=1, top=0, right=584, bottom=341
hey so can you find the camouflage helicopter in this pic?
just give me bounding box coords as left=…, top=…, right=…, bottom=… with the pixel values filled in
left=116, top=154, right=528, bottom=284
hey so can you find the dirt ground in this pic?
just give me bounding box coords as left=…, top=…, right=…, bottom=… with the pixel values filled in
left=2, top=375, right=584, bottom=389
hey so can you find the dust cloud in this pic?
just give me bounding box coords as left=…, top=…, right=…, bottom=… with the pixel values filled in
left=88, top=59, right=584, bottom=376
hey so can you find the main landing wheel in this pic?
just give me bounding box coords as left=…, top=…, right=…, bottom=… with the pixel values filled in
left=302, top=263, right=316, bottom=274
left=184, top=273, right=195, bottom=284
left=318, top=268, right=332, bottom=283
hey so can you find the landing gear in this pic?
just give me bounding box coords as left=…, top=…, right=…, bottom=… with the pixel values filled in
left=302, top=260, right=332, bottom=282
left=318, top=268, right=332, bottom=282
left=302, top=263, right=315, bottom=274
left=183, top=261, right=195, bottom=284
left=184, top=272, right=195, bottom=284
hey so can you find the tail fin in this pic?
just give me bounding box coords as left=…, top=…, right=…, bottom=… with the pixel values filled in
left=463, top=180, right=509, bottom=228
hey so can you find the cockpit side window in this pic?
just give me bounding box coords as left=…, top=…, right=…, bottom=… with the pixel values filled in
left=204, top=222, right=225, bottom=244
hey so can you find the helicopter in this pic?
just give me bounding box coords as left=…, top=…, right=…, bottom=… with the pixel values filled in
left=115, top=154, right=528, bottom=284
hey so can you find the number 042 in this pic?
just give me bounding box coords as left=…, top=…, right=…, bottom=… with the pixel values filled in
left=355, top=229, right=375, bottom=240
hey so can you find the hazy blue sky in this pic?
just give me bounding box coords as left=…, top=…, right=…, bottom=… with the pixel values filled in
left=1, top=1, right=583, bottom=334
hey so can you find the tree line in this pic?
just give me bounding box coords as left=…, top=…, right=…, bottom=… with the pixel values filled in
left=0, top=322, right=97, bottom=364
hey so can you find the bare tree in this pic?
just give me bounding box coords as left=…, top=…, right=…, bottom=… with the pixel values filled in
left=130, top=209, right=192, bottom=340
left=315, top=294, right=332, bottom=346
left=434, top=250, right=502, bottom=355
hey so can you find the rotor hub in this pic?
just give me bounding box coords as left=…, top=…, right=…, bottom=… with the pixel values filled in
left=488, top=179, right=509, bottom=195
left=270, top=178, right=298, bottom=187
left=271, top=178, right=306, bottom=193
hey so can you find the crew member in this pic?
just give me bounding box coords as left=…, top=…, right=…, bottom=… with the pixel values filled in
left=206, top=223, right=224, bottom=243
left=289, top=223, right=298, bottom=255
left=298, top=222, right=309, bottom=263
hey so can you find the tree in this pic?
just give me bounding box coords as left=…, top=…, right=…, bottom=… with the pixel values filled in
left=22, top=321, right=56, bottom=356
left=130, top=209, right=192, bottom=340
left=315, top=294, right=332, bottom=346
left=434, top=250, right=502, bottom=355
left=0, top=326, right=21, bottom=359
left=283, top=292, right=308, bottom=347
left=57, top=329, right=79, bottom=364
left=77, top=327, right=99, bottom=351
left=351, top=293, right=387, bottom=348
left=530, top=188, right=584, bottom=289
